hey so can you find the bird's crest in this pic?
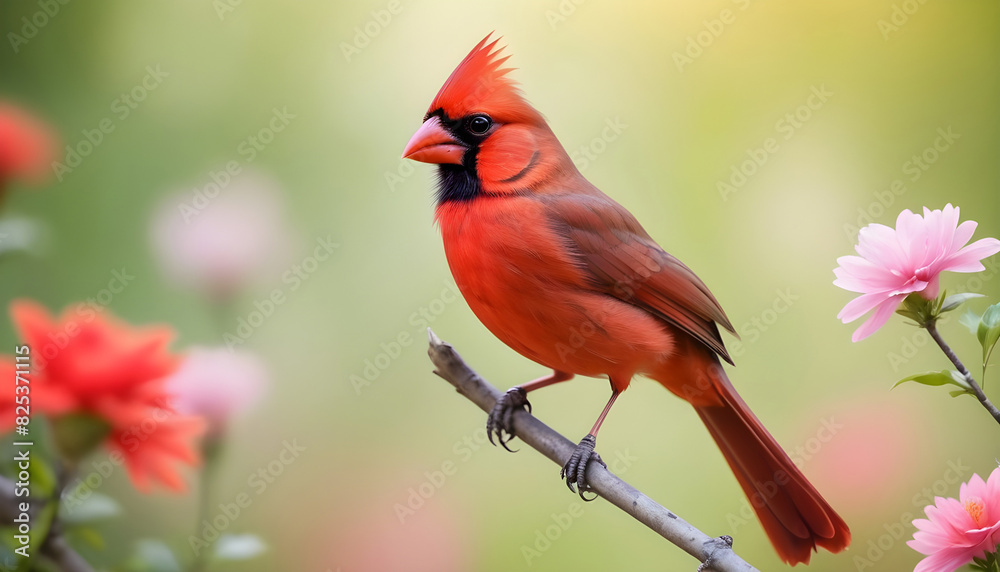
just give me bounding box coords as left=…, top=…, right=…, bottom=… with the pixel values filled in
left=428, top=34, right=542, bottom=124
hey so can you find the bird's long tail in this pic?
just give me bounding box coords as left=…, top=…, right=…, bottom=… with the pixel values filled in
left=692, top=373, right=851, bottom=565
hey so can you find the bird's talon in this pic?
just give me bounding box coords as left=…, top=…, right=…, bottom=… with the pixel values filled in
left=561, top=434, right=602, bottom=501
left=486, top=387, right=530, bottom=451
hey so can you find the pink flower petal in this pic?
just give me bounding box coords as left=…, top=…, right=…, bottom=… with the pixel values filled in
left=945, top=238, right=1000, bottom=273
left=165, top=346, right=268, bottom=436
left=961, top=474, right=988, bottom=501
left=950, top=219, right=978, bottom=253
left=921, top=274, right=940, bottom=300
left=896, top=208, right=928, bottom=262
left=838, top=292, right=890, bottom=323
left=912, top=547, right=975, bottom=572
left=985, top=468, right=1000, bottom=521
left=833, top=256, right=904, bottom=292
left=856, top=223, right=906, bottom=271
left=851, top=296, right=904, bottom=342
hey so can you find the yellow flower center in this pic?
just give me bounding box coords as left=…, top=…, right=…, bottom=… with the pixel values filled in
left=964, top=497, right=986, bottom=528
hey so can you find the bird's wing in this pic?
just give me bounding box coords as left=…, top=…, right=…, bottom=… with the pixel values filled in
left=542, top=192, right=737, bottom=364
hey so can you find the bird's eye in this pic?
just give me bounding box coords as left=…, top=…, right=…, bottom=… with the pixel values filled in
left=467, top=114, right=492, bottom=135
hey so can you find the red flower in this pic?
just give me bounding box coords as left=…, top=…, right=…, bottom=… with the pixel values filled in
left=107, top=414, right=205, bottom=492
left=4, top=300, right=204, bottom=492
left=0, top=102, right=57, bottom=187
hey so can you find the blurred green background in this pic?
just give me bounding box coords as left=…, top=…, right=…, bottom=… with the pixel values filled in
left=2, top=1, right=999, bottom=570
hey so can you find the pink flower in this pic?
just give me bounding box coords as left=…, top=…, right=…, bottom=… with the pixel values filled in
left=150, top=171, right=296, bottom=298
left=907, top=466, right=1000, bottom=572
left=834, top=204, right=1000, bottom=341
left=164, top=346, right=267, bottom=437
left=331, top=484, right=471, bottom=572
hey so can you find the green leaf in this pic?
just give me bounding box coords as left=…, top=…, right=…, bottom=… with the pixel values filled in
left=60, top=492, right=121, bottom=524
left=979, top=303, right=1000, bottom=366
left=68, top=526, right=106, bottom=550
left=133, top=539, right=181, bottom=572
left=214, top=534, right=267, bottom=561
left=893, top=371, right=951, bottom=387
left=949, top=389, right=973, bottom=397
left=0, top=217, right=46, bottom=258
left=893, top=370, right=971, bottom=392
left=940, top=292, right=984, bottom=313
left=960, top=310, right=982, bottom=334
left=894, top=306, right=922, bottom=322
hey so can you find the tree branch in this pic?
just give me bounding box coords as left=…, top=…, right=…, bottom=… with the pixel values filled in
left=426, top=329, right=759, bottom=572
left=926, top=320, right=1000, bottom=425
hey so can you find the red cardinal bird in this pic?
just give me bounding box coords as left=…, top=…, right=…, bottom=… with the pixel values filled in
left=402, top=35, right=850, bottom=565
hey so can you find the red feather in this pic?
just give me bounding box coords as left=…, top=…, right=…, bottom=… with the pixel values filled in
left=428, top=34, right=541, bottom=125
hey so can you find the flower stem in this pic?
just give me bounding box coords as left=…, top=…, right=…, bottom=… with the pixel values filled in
left=926, top=321, right=1000, bottom=426
left=189, top=439, right=221, bottom=572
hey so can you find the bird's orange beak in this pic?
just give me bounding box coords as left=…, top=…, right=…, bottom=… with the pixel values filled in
left=402, top=116, right=466, bottom=165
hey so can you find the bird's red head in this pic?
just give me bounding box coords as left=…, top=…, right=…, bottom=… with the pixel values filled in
left=402, top=34, right=573, bottom=202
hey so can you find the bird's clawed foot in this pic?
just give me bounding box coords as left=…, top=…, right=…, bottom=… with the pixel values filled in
left=486, top=387, right=531, bottom=451
left=560, top=434, right=606, bottom=501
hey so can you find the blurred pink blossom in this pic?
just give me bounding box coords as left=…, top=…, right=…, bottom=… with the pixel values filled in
left=908, top=466, right=1000, bottom=572
left=806, top=394, right=925, bottom=514
left=165, top=346, right=267, bottom=437
left=331, top=486, right=470, bottom=572
left=150, top=171, right=296, bottom=298
left=834, top=204, right=1000, bottom=341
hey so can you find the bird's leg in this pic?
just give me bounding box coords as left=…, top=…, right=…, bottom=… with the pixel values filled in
left=487, top=370, right=573, bottom=451
left=561, top=387, right=619, bottom=500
